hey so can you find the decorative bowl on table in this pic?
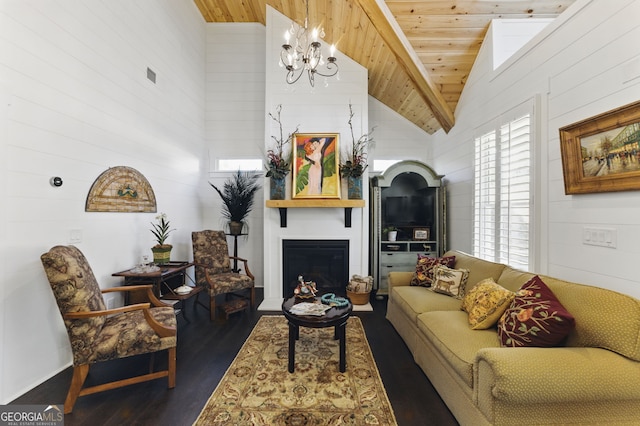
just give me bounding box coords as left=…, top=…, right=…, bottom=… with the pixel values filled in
left=174, top=285, right=193, bottom=295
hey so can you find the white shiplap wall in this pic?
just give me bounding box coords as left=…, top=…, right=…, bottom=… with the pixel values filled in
left=204, top=23, right=267, bottom=289
left=368, top=97, right=431, bottom=163
left=0, top=0, right=206, bottom=404
left=430, top=0, right=640, bottom=298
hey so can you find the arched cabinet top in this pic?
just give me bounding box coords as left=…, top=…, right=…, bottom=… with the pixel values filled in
left=375, top=160, right=444, bottom=188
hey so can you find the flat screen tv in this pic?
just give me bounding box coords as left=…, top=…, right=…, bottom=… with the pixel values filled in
left=382, top=193, right=434, bottom=228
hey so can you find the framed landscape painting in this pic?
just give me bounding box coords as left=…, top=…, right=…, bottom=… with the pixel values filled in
left=292, top=133, right=341, bottom=199
left=559, top=100, right=640, bottom=194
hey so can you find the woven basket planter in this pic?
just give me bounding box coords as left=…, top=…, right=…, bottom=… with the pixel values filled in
left=347, top=290, right=370, bottom=305
left=151, top=246, right=172, bottom=264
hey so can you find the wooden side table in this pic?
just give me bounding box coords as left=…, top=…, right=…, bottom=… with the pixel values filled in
left=159, top=286, right=204, bottom=323
left=281, top=296, right=352, bottom=373
left=112, top=262, right=202, bottom=322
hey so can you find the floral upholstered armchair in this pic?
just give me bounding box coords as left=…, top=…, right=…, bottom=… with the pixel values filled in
left=192, top=230, right=255, bottom=320
left=40, top=245, right=177, bottom=414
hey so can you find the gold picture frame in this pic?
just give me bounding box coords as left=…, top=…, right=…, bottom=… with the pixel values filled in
left=292, top=133, right=341, bottom=199
left=559, top=100, right=640, bottom=194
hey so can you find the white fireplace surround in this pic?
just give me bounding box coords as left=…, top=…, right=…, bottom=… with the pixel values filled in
left=259, top=199, right=373, bottom=312
left=259, top=7, right=371, bottom=311
left=259, top=227, right=367, bottom=311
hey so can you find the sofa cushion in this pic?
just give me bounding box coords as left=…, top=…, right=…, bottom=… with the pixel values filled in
left=410, top=255, right=456, bottom=287
left=392, top=286, right=462, bottom=322
left=496, top=267, right=536, bottom=292
left=417, top=311, right=501, bottom=388
left=498, top=275, right=575, bottom=347
left=461, top=278, right=515, bottom=329
left=443, top=250, right=507, bottom=289
left=430, top=265, right=469, bottom=299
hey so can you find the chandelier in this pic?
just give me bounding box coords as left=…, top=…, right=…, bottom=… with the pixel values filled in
left=279, top=0, right=338, bottom=86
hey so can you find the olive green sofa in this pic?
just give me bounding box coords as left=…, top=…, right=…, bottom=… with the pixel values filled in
left=386, top=250, right=640, bottom=425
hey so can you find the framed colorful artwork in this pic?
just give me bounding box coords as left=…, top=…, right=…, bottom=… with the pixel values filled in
left=292, top=133, right=341, bottom=199
left=559, top=100, right=640, bottom=194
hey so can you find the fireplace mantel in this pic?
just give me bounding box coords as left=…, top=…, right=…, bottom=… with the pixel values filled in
left=265, top=199, right=365, bottom=228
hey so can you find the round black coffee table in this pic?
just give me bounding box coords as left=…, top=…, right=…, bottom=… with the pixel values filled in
left=282, top=296, right=353, bottom=373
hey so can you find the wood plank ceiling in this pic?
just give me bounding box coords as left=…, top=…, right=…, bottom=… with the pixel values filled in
left=193, top=0, right=576, bottom=134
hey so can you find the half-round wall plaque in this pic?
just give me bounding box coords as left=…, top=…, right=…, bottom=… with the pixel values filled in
left=86, top=166, right=157, bottom=212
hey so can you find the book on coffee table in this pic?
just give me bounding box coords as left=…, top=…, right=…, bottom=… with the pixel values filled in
left=288, top=302, right=332, bottom=316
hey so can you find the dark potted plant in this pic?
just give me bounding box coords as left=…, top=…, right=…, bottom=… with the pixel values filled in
left=210, top=171, right=261, bottom=235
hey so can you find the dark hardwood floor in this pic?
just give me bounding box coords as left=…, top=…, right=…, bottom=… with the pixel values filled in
left=12, top=290, right=458, bottom=426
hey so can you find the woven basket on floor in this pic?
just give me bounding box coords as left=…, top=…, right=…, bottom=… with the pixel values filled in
left=347, top=290, right=370, bottom=305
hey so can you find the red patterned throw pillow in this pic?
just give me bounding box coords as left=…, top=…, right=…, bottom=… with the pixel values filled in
left=410, top=255, right=456, bottom=287
left=498, top=275, right=575, bottom=347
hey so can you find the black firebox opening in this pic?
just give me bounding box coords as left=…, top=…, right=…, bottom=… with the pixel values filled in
left=282, top=239, right=349, bottom=298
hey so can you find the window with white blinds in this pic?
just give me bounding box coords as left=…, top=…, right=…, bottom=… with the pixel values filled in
left=474, top=109, right=532, bottom=270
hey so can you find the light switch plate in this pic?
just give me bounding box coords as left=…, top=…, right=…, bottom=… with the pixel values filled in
left=582, top=227, right=616, bottom=248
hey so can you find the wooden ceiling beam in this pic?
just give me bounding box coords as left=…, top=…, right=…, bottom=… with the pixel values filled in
left=355, top=0, right=454, bottom=133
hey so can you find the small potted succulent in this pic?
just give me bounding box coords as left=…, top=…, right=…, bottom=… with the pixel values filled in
left=383, top=226, right=398, bottom=242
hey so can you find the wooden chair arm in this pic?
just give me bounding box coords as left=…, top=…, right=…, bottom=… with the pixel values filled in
left=102, top=285, right=153, bottom=293
left=64, top=304, right=176, bottom=337
left=142, top=309, right=176, bottom=337
left=63, top=303, right=151, bottom=319
left=229, top=256, right=255, bottom=280
left=198, top=260, right=255, bottom=283
left=102, top=285, right=170, bottom=307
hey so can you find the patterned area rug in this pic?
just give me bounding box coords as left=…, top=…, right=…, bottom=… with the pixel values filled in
left=194, top=315, right=397, bottom=425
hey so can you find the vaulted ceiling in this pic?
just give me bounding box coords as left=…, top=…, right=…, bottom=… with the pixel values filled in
left=193, top=1, right=576, bottom=134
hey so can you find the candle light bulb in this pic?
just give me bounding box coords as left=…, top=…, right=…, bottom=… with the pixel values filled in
left=284, top=30, right=290, bottom=44
left=312, top=28, right=318, bottom=42
left=330, top=44, right=336, bottom=56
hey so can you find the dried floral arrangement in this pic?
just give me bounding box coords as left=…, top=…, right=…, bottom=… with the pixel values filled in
left=266, top=105, right=299, bottom=180
left=339, top=104, right=375, bottom=178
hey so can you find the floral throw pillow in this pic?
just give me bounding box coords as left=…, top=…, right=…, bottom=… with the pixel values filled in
left=498, top=275, right=575, bottom=347
left=410, top=255, right=456, bottom=287
left=429, top=264, right=469, bottom=299
left=461, top=278, right=515, bottom=330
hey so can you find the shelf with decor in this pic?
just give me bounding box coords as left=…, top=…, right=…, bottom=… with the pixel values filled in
left=265, top=199, right=365, bottom=227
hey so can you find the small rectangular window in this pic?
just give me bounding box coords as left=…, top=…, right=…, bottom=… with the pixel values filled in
left=373, top=159, right=401, bottom=172
left=218, top=159, right=263, bottom=171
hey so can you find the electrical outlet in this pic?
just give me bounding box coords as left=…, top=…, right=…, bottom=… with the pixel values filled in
left=106, top=297, right=116, bottom=310
left=582, top=227, right=617, bottom=248
left=69, top=229, right=82, bottom=243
